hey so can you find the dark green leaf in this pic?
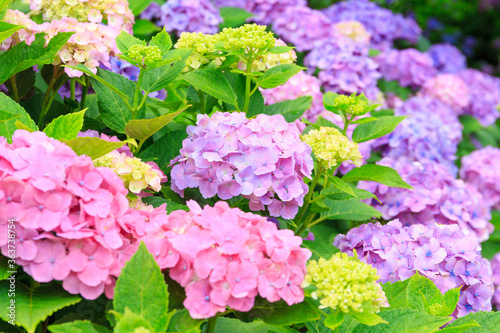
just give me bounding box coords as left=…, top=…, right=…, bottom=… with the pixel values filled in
left=219, top=7, right=253, bottom=28
left=342, top=165, right=413, bottom=189
left=182, top=69, right=237, bottom=105
left=142, top=49, right=192, bottom=93
left=141, top=197, right=189, bottom=212
left=4, top=68, right=36, bottom=100
left=328, top=175, right=356, bottom=197
left=48, top=320, right=110, bottom=333
left=0, top=92, right=37, bottom=142
left=127, top=0, right=154, bottom=17
left=302, top=240, right=339, bottom=261
left=138, top=129, right=188, bottom=170
left=255, top=96, right=312, bottom=122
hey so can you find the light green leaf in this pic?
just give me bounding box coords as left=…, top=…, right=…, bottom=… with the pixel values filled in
left=0, top=21, right=21, bottom=44
left=328, top=175, right=356, bottom=197
left=257, top=64, right=304, bottom=89
left=324, top=311, right=345, bottom=330
left=0, top=109, right=20, bottom=123
left=0, top=92, right=37, bottom=142
left=124, top=106, right=186, bottom=143
left=0, top=32, right=74, bottom=85
left=141, top=49, right=192, bottom=93
left=167, top=309, right=202, bottom=333
left=381, top=279, right=409, bottom=310
left=114, top=242, right=170, bottom=332
left=342, top=165, right=413, bottom=189
left=116, top=31, right=145, bottom=55
left=15, top=120, right=35, bottom=132
left=149, top=28, right=172, bottom=54
left=63, top=137, right=135, bottom=160
left=321, top=187, right=379, bottom=203
left=254, top=95, right=312, bottom=122
left=182, top=69, right=237, bottom=105
left=320, top=199, right=381, bottom=221
left=0, top=282, right=81, bottom=333
left=445, top=311, right=500, bottom=332
left=268, top=46, right=295, bottom=54
left=302, top=240, right=339, bottom=261
left=351, top=117, right=379, bottom=125
left=352, top=116, right=407, bottom=143
left=128, top=0, right=154, bottom=16
left=406, top=273, right=442, bottom=314
left=214, top=317, right=272, bottom=333
left=114, top=308, right=154, bottom=333
left=43, top=109, right=85, bottom=140
left=48, top=320, right=110, bottom=333
left=0, top=0, right=11, bottom=19
left=219, top=7, right=253, bottom=28
left=439, top=321, right=480, bottom=333
left=350, top=310, right=387, bottom=327
left=323, top=92, right=341, bottom=114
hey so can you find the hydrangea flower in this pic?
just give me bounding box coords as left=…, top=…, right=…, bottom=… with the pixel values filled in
left=491, top=253, right=500, bottom=309
left=302, top=127, right=363, bottom=170
left=140, top=0, right=222, bottom=36
left=376, top=49, right=437, bottom=89
left=333, top=220, right=494, bottom=317
left=303, top=252, right=388, bottom=313
left=170, top=112, right=313, bottom=219
left=358, top=157, right=493, bottom=242
left=458, top=69, right=500, bottom=127
left=419, top=74, right=470, bottom=114
left=460, top=147, right=500, bottom=210
left=323, top=0, right=421, bottom=51
left=1, top=10, right=39, bottom=51
left=333, top=21, right=371, bottom=45
left=427, top=43, right=467, bottom=74
left=137, top=200, right=311, bottom=318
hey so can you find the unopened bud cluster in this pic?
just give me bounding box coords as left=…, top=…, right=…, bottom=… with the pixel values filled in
left=302, top=127, right=363, bottom=169
left=333, top=95, right=369, bottom=116
left=302, top=253, right=386, bottom=313
left=127, top=44, right=163, bottom=64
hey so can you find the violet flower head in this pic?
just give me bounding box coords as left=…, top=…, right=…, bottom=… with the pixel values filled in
left=334, top=220, right=494, bottom=317
left=427, top=43, right=467, bottom=74
left=418, top=74, right=470, bottom=114
left=491, top=253, right=500, bottom=309
left=460, top=146, right=500, bottom=210
left=170, top=112, right=313, bottom=219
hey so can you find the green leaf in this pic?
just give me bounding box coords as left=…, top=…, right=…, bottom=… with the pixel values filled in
left=114, top=308, right=154, bottom=333
left=125, top=107, right=186, bottom=143
left=4, top=68, right=36, bottom=100
left=167, top=309, right=202, bottom=333
left=0, top=282, right=81, bottom=333
left=350, top=310, right=387, bottom=327
left=116, top=31, right=145, bottom=55
left=133, top=19, right=161, bottom=36
left=219, top=7, right=253, bottom=28
left=0, top=109, right=20, bottom=123
left=302, top=240, right=339, bottom=261
left=406, top=273, right=442, bottom=314
left=324, top=311, right=345, bottom=330
left=439, top=321, right=480, bottom=333
left=322, top=92, right=341, bottom=114
left=0, top=0, right=11, bottom=19
left=141, top=197, right=189, bottom=213
left=321, top=187, right=379, bottom=203
left=381, top=279, right=409, bottom=310
left=223, top=71, right=264, bottom=113
left=351, top=117, right=379, bottom=125
left=48, top=320, right=110, bottom=333
left=257, top=64, right=304, bottom=89
left=43, top=110, right=85, bottom=140
left=320, top=199, right=381, bottom=221
left=0, top=257, right=14, bottom=281
left=352, top=116, right=407, bottom=143
left=150, top=28, right=172, bottom=54
left=213, top=317, right=273, bottom=333
left=114, top=242, right=170, bottom=332
left=128, top=0, right=154, bottom=16
left=234, top=298, right=320, bottom=326
left=445, top=311, right=500, bottom=332
left=142, top=49, right=192, bottom=93
left=0, top=32, right=74, bottom=85
left=15, top=119, right=35, bottom=132
left=268, top=46, right=295, bottom=54
left=138, top=129, right=188, bottom=170
left=0, top=92, right=38, bottom=142
left=256, top=96, right=312, bottom=122
left=328, top=175, right=356, bottom=197
left=342, top=165, right=413, bottom=189
left=63, top=137, right=135, bottom=160
left=182, top=69, right=237, bottom=105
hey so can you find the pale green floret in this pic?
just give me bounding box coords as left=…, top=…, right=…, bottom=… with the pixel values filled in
left=219, top=24, right=276, bottom=51
left=302, top=252, right=387, bottom=313
left=127, top=45, right=163, bottom=64
left=334, top=95, right=369, bottom=116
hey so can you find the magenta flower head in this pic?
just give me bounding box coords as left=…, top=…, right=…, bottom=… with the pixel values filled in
left=334, top=220, right=494, bottom=317
left=170, top=112, right=314, bottom=219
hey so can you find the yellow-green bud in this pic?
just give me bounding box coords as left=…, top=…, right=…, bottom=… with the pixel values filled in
left=334, top=95, right=369, bottom=116
left=302, top=127, right=363, bottom=169
left=127, top=45, right=163, bottom=64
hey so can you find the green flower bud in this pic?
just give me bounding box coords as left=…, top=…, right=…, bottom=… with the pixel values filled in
left=127, top=45, right=162, bottom=65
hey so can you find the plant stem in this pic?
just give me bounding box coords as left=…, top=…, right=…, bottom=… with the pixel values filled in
left=295, top=165, right=324, bottom=236
left=242, top=51, right=254, bottom=113
left=39, top=66, right=61, bottom=128
left=206, top=314, right=219, bottom=333
left=9, top=75, right=19, bottom=102
left=70, top=78, right=75, bottom=100
left=80, top=76, right=89, bottom=110
left=132, top=68, right=145, bottom=118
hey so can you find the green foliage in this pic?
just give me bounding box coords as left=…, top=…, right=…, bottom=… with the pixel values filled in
left=352, top=116, right=407, bottom=143
left=62, top=137, right=135, bottom=160
left=341, top=164, right=413, bottom=189
left=4, top=68, right=36, bottom=101
left=257, top=64, right=304, bottom=89
left=324, top=311, right=345, bottom=330
left=0, top=282, right=81, bottom=333
left=256, top=96, right=312, bottom=122
left=127, top=0, right=154, bottom=16
left=319, top=199, right=382, bottom=221
left=224, top=71, right=265, bottom=114
left=182, top=69, right=238, bottom=105
left=0, top=109, right=20, bottom=123
left=327, top=175, right=356, bottom=197
left=43, top=110, right=85, bottom=140
left=48, top=320, right=110, bottom=333
left=444, top=311, right=500, bottom=332
left=133, top=19, right=162, bottom=36
left=141, top=49, right=192, bottom=93
left=116, top=31, right=145, bottom=55
left=219, top=7, right=253, bottom=28
left=138, top=129, right=188, bottom=170
left=114, top=242, right=171, bottom=332
left=0, top=92, right=38, bottom=141
left=149, top=28, right=173, bottom=54
left=302, top=240, right=339, bottom=261
left=141, top=197, right=189, bottom=212
left=321, top=187, right=379, bottom=202
left=113, top=308, right=154, bottom=333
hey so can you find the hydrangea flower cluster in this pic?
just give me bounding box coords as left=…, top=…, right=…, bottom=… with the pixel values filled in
left=305, top=36, right=381, bottom=99
left=0, top=130, right=134, bottom=300
left=333, top=220, right=494, bottom=317
left=376, top=49, right=437, bottom=89
left=140, top=0, right=222, bottom=36
left=333, top=21, right=371, bottom=45
left=29, top=0, right=134, bottom=32
left=458, top=69, right=500, bottom=127
left=170, top=112, right=314, bottom=220
left=358, top=157, right=493, bottom=242
left=460, top=147, right=500, bottom=210
left=137, top=200, right=311, bottom=318
left=427, top=43, right=467, bottom=74
left=491, top=253, right=500, bottom=309
left=302, top=127, right=363, bottom=170
left=372, top=97, right=462, bottom=172
left=260, top=71, right=324, bottom=123
left=322, top=0, right=421, bottom=51
left=1, top=10, right=39, bottom=51
left=302, top=253, right=388, bottom=313
left=419, top=74, right=470, bottom=114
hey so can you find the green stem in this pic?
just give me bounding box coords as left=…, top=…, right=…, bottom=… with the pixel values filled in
left=198, top=89, right=206, bottom=113
left=295, top=165, right=324, bottom=236
left=9, top=75, right=19, bottom=102
left=39, top=66, right=61, bottom=128
left=242, top=51, right=254, bottom=113
left=132, top=68, right=146, bottom=117
left=206, top=314, right=219, bottom=333
left=309, top=216, right=326, bottom=228
left=70, top=79, right=75, bottom=100
left=80, top=76, right=89, bottom=110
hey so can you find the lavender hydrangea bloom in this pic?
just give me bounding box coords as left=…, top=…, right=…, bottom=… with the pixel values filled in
left=427, top=43, right=467, bottom=74
left=460, top=147, right=500, bottom=210
left=358, top=157, right=493, bottom=242
left=170, top=112, right=313, bottom=220
left=142, top=0, right=222, bottom=36
left=305, top=37, right=381, bottom=99
left=214, top=0, right=306, bottom=25
left=272, top=6, right=335, bottom=52
left=334, top=220, right=494, bottom=317
left=418, top=74, right=470, bottom=114
left=376, top=49, right=437, bottom=89
left=323, top=0, right=421, bottom=51
left=458, top=69, right=500, bottom=127
left=491, top=253, right=500, bottom=309
left=372, top=97, right=462, bottom=172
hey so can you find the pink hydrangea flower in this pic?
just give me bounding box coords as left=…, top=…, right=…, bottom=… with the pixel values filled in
left=419, top=74, right=470, bottom=114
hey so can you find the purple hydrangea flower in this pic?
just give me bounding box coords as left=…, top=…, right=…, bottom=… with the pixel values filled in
left=376, top=49, right=437, bottom=89
left=170, top=112, right=313, bottom=220
left=460, top=147, right=500, bottom=210
left=458, top=69, right=500, bottom=127
left=334, top=220, right=494, bottom=317
left=418, top=74, right=470, bottom=114
left=427, top=43, right=467, bottom=74
left=214, top=0, right=306, bottom=25
left=358, top=157, right=493, bottom=242
left=142, top=0, right=222, bottom=36
left=323, top=0, right=421, bottom=51
left=491, top=252, right=500, bottom=309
